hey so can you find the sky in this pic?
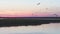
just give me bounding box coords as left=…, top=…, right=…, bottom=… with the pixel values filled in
left=0, top=0, right=60, bottom=17
left=0, top=23, right=60, bottom=34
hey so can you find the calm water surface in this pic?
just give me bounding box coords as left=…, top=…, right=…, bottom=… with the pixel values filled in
left=0, top=23, right=60, bottom=34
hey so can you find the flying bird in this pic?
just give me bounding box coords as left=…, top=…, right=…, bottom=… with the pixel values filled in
left=37, top=2, right=40, bottom=5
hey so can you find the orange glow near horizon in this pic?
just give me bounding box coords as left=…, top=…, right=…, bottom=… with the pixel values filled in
left=0, top=7, right=59, bottom=17
left=0, top=7, right=60, bottom=17
left=0, top=0, right=60, bottom=17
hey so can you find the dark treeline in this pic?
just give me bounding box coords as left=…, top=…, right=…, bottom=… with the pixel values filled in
left=0, top=17, right=60, bottom=27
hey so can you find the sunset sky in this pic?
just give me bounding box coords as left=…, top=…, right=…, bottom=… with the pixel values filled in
left=0, top=0, right=60, bottom=17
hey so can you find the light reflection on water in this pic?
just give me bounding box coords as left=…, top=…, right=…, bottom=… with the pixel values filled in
left=0, top=23, right=60, bottom=34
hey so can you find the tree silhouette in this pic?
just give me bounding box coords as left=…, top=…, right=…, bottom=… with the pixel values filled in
left=53, top=14, right=58, bottom=17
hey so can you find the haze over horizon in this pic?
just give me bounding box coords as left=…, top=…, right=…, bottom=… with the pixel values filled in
left=0, top=0, right=60, bottom=17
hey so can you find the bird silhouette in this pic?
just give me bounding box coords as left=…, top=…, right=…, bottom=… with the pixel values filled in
left=37, top=2, right=40, bottom=5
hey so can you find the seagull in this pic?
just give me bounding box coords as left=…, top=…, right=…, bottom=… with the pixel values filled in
left=37, top=2, right=40, bottom=5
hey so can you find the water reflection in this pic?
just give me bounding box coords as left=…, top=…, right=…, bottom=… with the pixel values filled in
left=0, top=23, right=60, bottom=34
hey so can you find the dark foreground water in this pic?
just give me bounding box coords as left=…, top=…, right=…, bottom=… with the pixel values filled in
left=0, top=23, right=60, bottom=34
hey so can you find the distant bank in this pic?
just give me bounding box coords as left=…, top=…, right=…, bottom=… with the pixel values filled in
left=0, top=17, right=60, bottom=27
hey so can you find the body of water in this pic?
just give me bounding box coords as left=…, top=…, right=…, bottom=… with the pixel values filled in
left=0, top=23, right=60, bottom=34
